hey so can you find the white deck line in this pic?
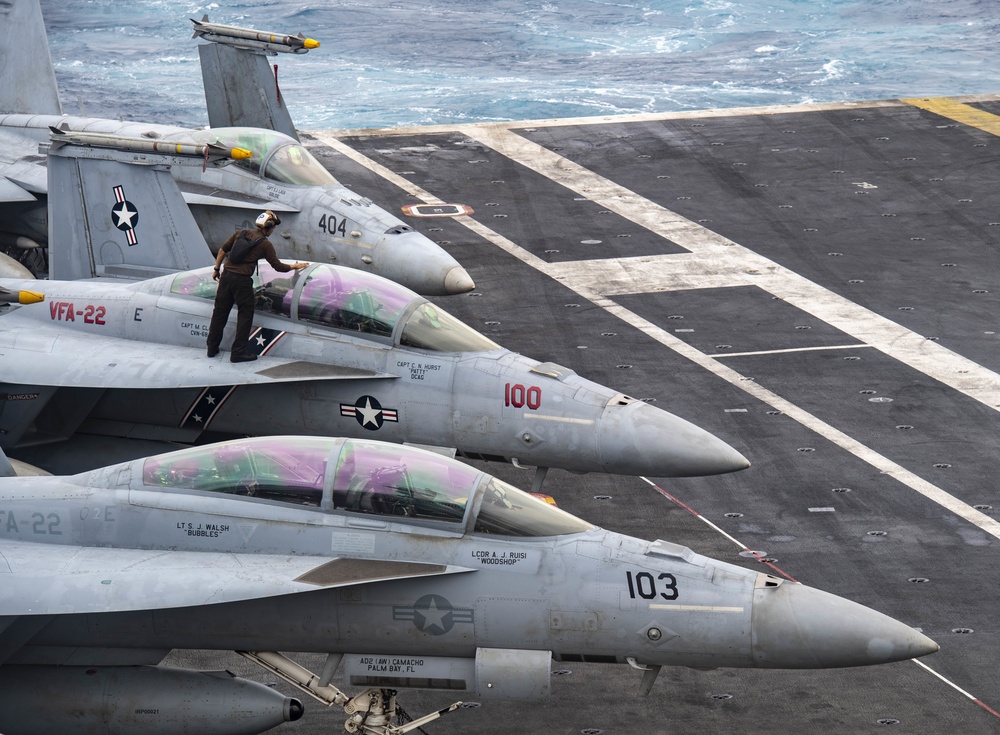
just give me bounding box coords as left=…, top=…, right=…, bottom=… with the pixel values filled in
left=309, top=123, right=1000, bottom=542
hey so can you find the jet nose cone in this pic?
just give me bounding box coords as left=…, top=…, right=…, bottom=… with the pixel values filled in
left=444, top=265, right=476, bottom=294
left=374, top=231, right=473, bottom=296
left=752, top=582, right=939, bottom=668
left=600, top=400, right=750, bottom=477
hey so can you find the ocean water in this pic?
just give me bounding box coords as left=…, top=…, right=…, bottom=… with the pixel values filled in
left=39, top=0, right=1000, bottom=131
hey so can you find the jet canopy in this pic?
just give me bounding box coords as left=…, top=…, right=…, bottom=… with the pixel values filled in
left=168, top=264, right=500, bottom=352
left=184, top=127, right=337, bottom=186
left=134, top=437, right=594, bottom=537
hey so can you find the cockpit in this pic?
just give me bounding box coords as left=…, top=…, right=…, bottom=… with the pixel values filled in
left=184, top=127, right=337, bottom=186
left=168, top=263, right=500, bottom=352
left=137, top=437, right=594, bottom=537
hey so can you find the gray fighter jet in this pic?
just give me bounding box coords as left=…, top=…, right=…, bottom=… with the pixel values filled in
left=0, top=0, right=474, bottom=295
left=0, top=129, right=748, bottom=485
left=0, top=436, right=937, bottom=735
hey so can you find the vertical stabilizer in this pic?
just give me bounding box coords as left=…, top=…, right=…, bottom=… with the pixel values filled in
left=0, top=445, right=14, bottom=477
left=199, top=43, right=299, bottom=140
left=46, top=146, right=214, bottom=280
left=0, top=0, right=62, bottom=114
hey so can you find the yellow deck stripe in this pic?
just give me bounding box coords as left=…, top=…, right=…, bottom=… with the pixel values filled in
left=902, top=96, right=1000, bottom=136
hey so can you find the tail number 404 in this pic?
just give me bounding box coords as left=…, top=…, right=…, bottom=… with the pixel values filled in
left=626, top=570, right=679, bottom=600
left=318, top=213, right=347, bottom=237
left=504, top=383, right=541, bottom=410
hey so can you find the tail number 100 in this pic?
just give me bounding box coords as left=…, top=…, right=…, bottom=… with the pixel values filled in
left=626, top=570, right=679, bottom=601
left=504, top=383, right=541, bottom=410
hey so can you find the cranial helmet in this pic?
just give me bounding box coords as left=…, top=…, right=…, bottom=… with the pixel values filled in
left=255, top=210, right=281, bottom=229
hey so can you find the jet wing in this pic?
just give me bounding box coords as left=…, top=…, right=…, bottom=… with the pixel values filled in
left=178, top=180, right=300, bottom=212
left=0, top=176, right=37, bottom=203
left=0, top=325, right=395, bottom=388
left=0, top=155, right=49, bottom=199
left=0, top=538, right=474, bottom=615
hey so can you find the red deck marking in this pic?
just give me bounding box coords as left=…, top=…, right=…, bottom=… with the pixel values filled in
left=641, top=477, right=798, bottom=582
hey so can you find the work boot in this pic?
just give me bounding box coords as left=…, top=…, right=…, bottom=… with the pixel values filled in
left=207, top=346, right=219, bottom=357
left=230, top=353, right=258, bottom=363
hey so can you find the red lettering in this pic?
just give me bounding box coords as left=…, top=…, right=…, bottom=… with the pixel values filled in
left=527, top=385, right=541, bottom=410
left=504, top=383, right=542, bottom=410
left=49, top=302, right=58, bottom=320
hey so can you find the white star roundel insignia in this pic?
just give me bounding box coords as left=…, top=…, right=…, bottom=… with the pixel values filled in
left=111, top=185, right=139, bottom=246
left=112, top=200, right=138, bottom=229
left=392, top=594, right=474, bottom=635
left=340, top=395, right=399, bottom=431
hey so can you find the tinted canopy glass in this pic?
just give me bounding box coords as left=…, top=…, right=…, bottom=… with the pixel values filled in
left=473, top=477, right=595, bottom=537
left=136, top=436, right=596, bottom=536
left=400, top=303, right=500, bottom=352
left=264, top=143, right=336, bottom=185
left=168, top=264, right=499, bottom=350
left=297, top=264, right=413, bottom=337
left=169, top=264, right=300, bottom=313
left=331, top=441, right=479, bottom=522
left=184, top=127, right=336, bottom=185
left=143, top=436, right=332, bottom=507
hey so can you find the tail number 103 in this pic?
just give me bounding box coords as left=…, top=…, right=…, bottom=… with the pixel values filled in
left=626, top=570, right=679, bottom=601
left=504, top=383, right=541, bottom=410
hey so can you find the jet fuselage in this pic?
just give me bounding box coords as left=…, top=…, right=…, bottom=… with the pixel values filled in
left=0, top=437, right=935, bottom=672
left=0, top=264, right=749, bottom=479
left=0, top=114, right=472, bottom=295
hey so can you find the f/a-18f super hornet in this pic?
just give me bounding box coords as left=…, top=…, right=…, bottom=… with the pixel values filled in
left=0, top=129, right=748, bottom=484
left=0, top=436, right=937, bottom=735
left=0, top=0, right=473, bottom=295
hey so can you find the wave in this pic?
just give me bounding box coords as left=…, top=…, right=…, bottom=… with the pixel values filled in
left=39, top=0, right=1000, bottom=129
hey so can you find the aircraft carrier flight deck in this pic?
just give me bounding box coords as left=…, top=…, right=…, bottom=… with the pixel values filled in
left=170, top=94, right=1000, bottom=734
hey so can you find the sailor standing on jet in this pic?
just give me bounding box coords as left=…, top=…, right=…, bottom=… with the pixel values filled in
left=207, top=210, right=307, bottom=362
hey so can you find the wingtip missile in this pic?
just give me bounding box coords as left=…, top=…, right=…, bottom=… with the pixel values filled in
left=17, top=290, right=44, bottom=304
left=191, top=16, right=320, bottom=54
left=48, top=128, right=253, bottom=163
left=0, top=288, right=44, bottom=305
left=205, top=141, right=254, bottom=160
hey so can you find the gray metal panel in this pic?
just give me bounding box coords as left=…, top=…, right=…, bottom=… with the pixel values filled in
left=0, top=177, right=35, bottom=203
left=47, top=151, right=214, bottom=280
left=256, top=361, right=388, bottom=380
left=0, top=0, right=61, bottom=115
left=0, top=541, right=466, bottom=616
left=294, top=559, right=450, bottom=587
left=199, top=44, right=298, bottom=141
left=0, top=329, right=386, bottom=389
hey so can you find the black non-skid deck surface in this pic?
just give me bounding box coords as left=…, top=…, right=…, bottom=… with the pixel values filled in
left=183, top=100, right=1000, bottom=734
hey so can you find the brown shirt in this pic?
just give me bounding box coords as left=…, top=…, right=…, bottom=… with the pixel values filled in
left=220, top=229, right=295, bottom=276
